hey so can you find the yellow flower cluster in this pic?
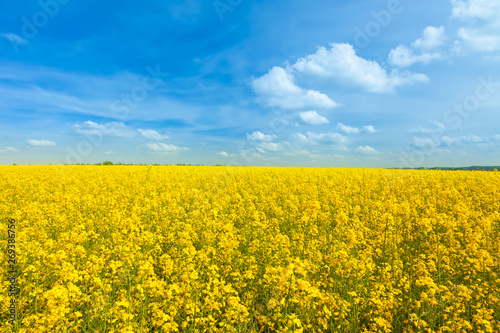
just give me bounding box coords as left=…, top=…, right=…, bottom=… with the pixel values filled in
left=0, top=165, right=499, bottom=332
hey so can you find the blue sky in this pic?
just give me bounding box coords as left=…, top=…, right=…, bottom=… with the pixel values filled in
left=1, top=0, right=499, bottom=167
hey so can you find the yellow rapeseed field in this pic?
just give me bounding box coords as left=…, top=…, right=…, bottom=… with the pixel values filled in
left=1, top=165, right=499, bottom=333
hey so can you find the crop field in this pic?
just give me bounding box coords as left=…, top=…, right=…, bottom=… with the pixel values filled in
left=1, top=165, right=499, bottom=333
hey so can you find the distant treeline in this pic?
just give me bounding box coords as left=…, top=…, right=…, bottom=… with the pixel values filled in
left=399, top=166, right=500, bottom=171
left=9, top=162, right=499, bottom=171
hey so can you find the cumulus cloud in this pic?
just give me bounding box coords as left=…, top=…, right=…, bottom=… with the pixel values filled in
left=251, top=66, right=339, bottom=109
left=413, top=26, right=446, bottom=50
left=461, top=134, right=483, bottom=143
left=413, top=137, right=437, bottom=147
left=451, top=0, right=500, bottom=52
left=138, top=129, right=168, bottom=140
left=336, top=123, right=377, bottom=134
left=0, top=147, right=19, bottom=153
left=299, top=111, right=329, bottom=125
left=140, top=142, right=188, bottom=152
left=356, top=145, right=378, bottom=154
left=389, top=26, right=445, bottom=67
left=26, top=140, right=56, bottom=147
left=456, top=28, right=500, bottom=52
left=389, top=45, right=443, bottom=67
left=363, top=125, right=377, bottom=133
left=337, top=123, right=360, bottom=134
left=412, top=134, right=483, bottom=147
left=293, top=43, right=428, bottom=93
left=294, top=131, right=348, bottom=145
left=246, top=131, right=277, bottom=141
left=451, top=0, right=500, bottom=20
left=258, top=142, right=282, bottom=152
left=74, top=121, right=136, bottom=138
left=217, top=151, right=237, bottom=158
left=217, top=151, right=230, bottom=157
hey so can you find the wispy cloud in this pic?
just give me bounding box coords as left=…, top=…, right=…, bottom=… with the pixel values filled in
left=139, top=142, right=189, bottom=152
left=356, top=145, right=378, bottom=155
left=337, top=123, right=377, bottom=134
left=74, top=121, right=136, bottom=138
left=294, top=131, right=349, bottom=145
left=337, top=123, right=360, bottom=134
left=138, top=129, right=168, bottom=140
left=257, top=141, right=283, bottom=152
left=26, top=140, right=56, bottom=147
left=299, top=111, right=329, bottom=125
left=0, top=147, right=19, bottom=153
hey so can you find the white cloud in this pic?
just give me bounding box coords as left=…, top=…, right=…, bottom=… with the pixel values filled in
left=251, top=66, right=339, bottom=109
left=246, top=131, right=277, bottom=141
left=493, top=135, right=500, bottom=141
left=26, top=140, right=56, bottom=147
left=413, top=137, right=437, bottom=147
left=363, top=125, right=377, bottom=133
left=409, top=121, right=446, bottom=134
left=461, top=134, right=482, bottom=143
left=294, top=131, right=348, bottom=145
left=412, top=26, right=446, bottom=50
left=441, top=135, right=483, bottom=145
left=217, top=151, right=230, bottom=157
left=389, top=45, right=442, bottom=68
left=336, top=123, right=377, bottom=134
left=299, top=111, right=329, bottom=125
left=409, top=127, right=432, bottom=134
left=431, top=121, right=446, bottom=130
left=0, top=33, right=28, bottom=45
left=413, top=134, right=483, bottom=147
left=451, top=0, right=500, bottom=52
left=356, top=145, right=378, bottom=154
left=441, top=136, right=456, bottom=146
left=74, top=121, right=136, bottom=138
left=258, top=142, right=282, bottom=152
left=337, top=123, right=360, bottom=134
left=389, top=26, right=446, bottom=67
left=451, top=0, right=500, bottom=20
left=240, top=151, right=264, bottom=160
left=293, top=43, right=428, bottom=93
left=140, top=142, right=188, bottom=152
left=138, top=129, right=168, bottom=140
left=0, top=147, right=19, bottom=153
left=104, top=151, right=114, bottom=155
left=456, top=28, right=500, bottom=52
